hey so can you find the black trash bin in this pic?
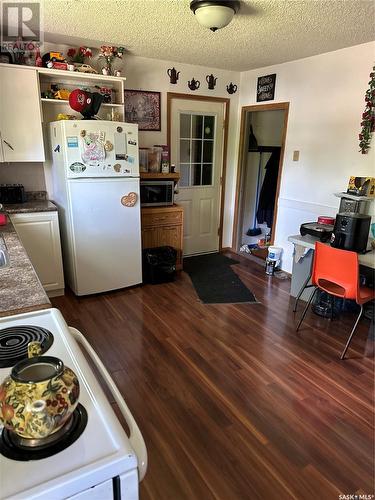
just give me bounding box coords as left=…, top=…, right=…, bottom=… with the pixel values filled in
left=143, top=246, right=177, bottom=284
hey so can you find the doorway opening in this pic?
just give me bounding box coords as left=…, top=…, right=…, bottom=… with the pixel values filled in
left=232, top=102, right=289, bottom=259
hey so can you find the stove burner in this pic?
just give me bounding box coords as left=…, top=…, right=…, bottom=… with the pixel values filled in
left=0, top=404, right=87, bottom=461
left=0, top=326, right=54, bottom=368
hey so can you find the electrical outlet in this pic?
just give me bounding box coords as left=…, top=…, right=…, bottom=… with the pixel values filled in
left=293, top=150, right=300, bottom=161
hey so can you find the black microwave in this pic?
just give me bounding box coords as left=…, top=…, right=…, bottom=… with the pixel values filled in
left=140, top=180, right=174, bottom=207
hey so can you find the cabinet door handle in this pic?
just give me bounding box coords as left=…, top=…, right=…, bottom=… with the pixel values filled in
left=3, top=140, right=14, bottom=151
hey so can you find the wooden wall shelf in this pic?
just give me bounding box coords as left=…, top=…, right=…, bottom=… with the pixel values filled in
left=140, top=172, right=180, bottom=181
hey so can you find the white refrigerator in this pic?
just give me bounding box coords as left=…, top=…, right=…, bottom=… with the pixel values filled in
left=48, top=120, right=142, bottom=295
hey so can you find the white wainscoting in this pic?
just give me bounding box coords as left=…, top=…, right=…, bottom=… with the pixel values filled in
left=274, top=197, right=338, bottom=274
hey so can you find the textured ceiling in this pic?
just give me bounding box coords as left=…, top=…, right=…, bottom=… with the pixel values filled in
left=43, top=0, right=375, bottom=71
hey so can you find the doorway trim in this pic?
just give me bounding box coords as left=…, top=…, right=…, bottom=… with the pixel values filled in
left=231, top=101, right=290, bottom=250
left=167, top=92, right=230, bottom=251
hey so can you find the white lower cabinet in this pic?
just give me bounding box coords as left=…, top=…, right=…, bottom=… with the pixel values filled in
left=10, top=211, right=64, bottom=296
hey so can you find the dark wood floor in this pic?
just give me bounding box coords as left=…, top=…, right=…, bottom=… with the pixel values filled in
left=52, top=252, right=374, bottom=500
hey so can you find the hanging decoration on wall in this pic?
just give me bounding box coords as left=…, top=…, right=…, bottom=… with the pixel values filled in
left=359, top=66, right=375, bottom=154
left=256, top=74, right=276, bottom=102
left=167, top=67, right=180, bottom=84
left=188, top=78, right=200, bottom=91
left=226, top=82, right=237, bottom=94
left=206, top=74, right=217, bottom=90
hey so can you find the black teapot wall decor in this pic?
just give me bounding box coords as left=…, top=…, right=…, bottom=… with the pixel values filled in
left=206, top=74, right=217, bottom=90
left=227, top=82, right=238, bottom=94
left=188, top=78, right=200, bottom=91
left=167, top=67, right=180, bottom=84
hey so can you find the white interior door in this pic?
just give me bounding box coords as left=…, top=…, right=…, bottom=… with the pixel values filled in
left=170, top=99, right=225, bottom=256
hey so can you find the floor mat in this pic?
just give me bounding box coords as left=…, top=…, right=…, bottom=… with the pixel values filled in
left=183, top=253, right=257, bottom=304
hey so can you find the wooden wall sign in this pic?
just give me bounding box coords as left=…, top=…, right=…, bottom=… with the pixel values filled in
left=256, top=74, right=276, bottom=102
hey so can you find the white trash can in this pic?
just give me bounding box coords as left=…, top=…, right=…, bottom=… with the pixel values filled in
left=265, top=246, right=283, bottom=275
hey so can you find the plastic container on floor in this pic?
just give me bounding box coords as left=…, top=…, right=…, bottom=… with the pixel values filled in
left=267, top=246, right=282, bottom=261
left=142, top=246, right=177, bottom=284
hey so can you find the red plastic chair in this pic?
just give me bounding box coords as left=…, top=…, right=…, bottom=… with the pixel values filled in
left=296, top=242, right=375, bottom=359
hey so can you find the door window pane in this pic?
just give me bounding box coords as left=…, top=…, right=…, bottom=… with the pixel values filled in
left=192, top=115, right=203, bottom=138
left=192, top=165, right=202, bottom=186
left=191, top=140, right=202, bottom=163
left=202, top=164, right=213, bottom=185
left=177, top=114, right=216, bottom=187
left=180, top=114, right=191, bottom=138
left=203, top=141, right=213, bottom=163
left=204, top=116, right=214, bottom=139
left=180, top=139, right=190, bottom=163
left=180, top=164, right=190, bottom=187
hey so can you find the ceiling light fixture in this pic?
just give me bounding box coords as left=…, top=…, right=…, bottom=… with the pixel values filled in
left=190, top=0, right=240, bottom=32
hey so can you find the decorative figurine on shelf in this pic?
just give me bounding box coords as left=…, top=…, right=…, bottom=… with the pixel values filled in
left=35, top=48, right=43, bottom=67
left=54, top=89, right=71, bottom=100
left=0, top=49, right=13, bottom=64
left=96, top=86, right=113, bottom=103
left=41, top=84, right=58, bottom=99
left=99, top=45, right=125, bottom=76
left=206, top=74, right=217, bottom=90
left=76, top=64, right=98, bottom=74
left=226, top=82, right=238, bottom=94
left=42, top=51, right=68, bottom=70
left=67, top=46, right=92, bottom=64
left=57, top=113, right=76, bottom=120
left=69, top=89, right=104, bottom=120
left=67, top=46, right=93, bottom=72
left=188, top=77, right=200, bottom=91
left=167, top=67, right=180, bottom=84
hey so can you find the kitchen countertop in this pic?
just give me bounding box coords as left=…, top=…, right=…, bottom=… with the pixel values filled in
left=4, top=200, right=57, bottom=214
left=0, top=217, right=51, bottom=317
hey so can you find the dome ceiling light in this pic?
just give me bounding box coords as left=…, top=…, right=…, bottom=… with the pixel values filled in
left=190, top=0, right=241, bottom=32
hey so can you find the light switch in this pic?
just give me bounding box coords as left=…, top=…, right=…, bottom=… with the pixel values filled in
left=293, top=150, right=300, bottom=161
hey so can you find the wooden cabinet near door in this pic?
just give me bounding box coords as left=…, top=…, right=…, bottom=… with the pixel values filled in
left=141, top=205, right=184, bottom=270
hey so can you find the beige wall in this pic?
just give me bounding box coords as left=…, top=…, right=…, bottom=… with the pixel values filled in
left=41, top=43, right=241, bottom=246
left=2, top=40, right=374, bottom=266
left=237, top=41, right=375, bottom=271
left=124, top=55, right=240, bottom=246
left=0, top=162, right=46, bottom=191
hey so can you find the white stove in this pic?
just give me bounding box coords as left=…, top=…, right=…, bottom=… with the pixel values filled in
left=0, top=308, right=147, bottom=500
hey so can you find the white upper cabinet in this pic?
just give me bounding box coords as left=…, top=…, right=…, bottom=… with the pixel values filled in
left=0, top=65, right=45, bottom=162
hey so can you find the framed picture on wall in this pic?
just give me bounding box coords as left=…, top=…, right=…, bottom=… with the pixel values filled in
left=124, top=90, right=161, bottom=131
left=256, top=74, right=276, bottom=102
